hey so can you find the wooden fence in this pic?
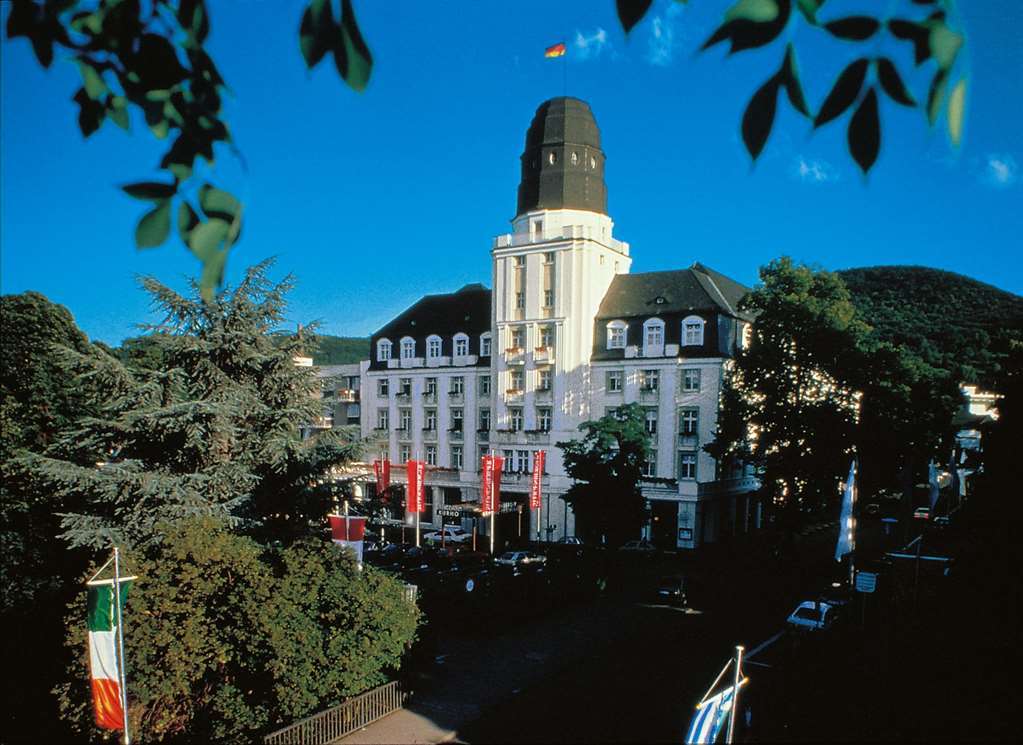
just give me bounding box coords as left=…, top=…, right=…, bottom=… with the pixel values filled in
left=263, top=680, right=407, bottom=745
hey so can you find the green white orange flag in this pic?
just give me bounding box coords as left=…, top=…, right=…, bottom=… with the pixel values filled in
left=87, top=578, right=132, bottom=730
left=545, top=42, right=566, bottom=58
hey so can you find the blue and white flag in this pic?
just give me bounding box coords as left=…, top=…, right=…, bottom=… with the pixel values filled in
left=927, top=461, right=940, bottom=510
left=835, top=459, right=856, bottom=562
left=685, top=684, right=736, bottom=744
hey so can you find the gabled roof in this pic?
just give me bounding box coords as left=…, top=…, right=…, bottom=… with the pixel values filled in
left=373, top=284, right=491, bottom=341
left=596, top=263, right=752, bottom=321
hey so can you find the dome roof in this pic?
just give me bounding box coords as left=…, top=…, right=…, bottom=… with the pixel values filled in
left=516, top=97, right=607, bottom=217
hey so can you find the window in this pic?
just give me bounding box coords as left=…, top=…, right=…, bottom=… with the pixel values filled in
left=643, top=450, right=657, bottom=478
left=425, top=445, right=437, bottom=466
left=399, top=444, right=410, bottom=464
left=515, top=292, right=526, bottom=309
left=479, top=408, right=491, bottom=432
left=644, top=318, right=665, bottom=350
left=502, top=449, right=515, bottom=471
left=377, top=339, right=392, bottom=361
left=424, top=409, right=437, bottom=430
left=641, top=369, right=659, bottom=392
left=680, top=408, right=699, bottom=435
left=427, top=335, right=442, bottom=359
left=480, top=333, right=492, bottom=357
left=532, top=220, right=543, bottom=237
left=377, top=378, right=389, bottom=396
left=645, top=408, right=658, bottom=435
left=376, top=408, right=389, bottom=429
left=606, top=370, right=624, bottom=393
left=478, top=446, right=488, bottom=470
left=479, top=375, right=492, bottom=395
left=515, top=255, right=526, bottom=266
left=450, top=408, right=463, bottom=432
left=682, top=315, right=705, bottom=346
left=400, top=337, right=415, bottom=360
left=509, top=369, right=524, bottom=392
left=450, top=376, right=464, bottom=394
left=509, top=407, right=523, bottom=431
left=539, top=325, right=554, bottom=348
left=451, top=445, right=464, bottom=470
left=571, top=151, right=579, bottom=165
left=544, top=251, right=555, bottom=264
left=538, top=369, right=552, bottom=391
left=516, top=450, right=531, bottom=473
left=537, top=407, right=552, bottom=432
left=679, top=453, right=697, bottom=480
left=544, top=289, right=555, bottom=307
left=453, top=333, right=469, bottom=356
left=511, top=327, right=526, bottom=349
left=398, top=409, right=411, bottom=431
left=425, top=377, right=438, bottom=396
left=606, top=320, right=627, bottom=350
left=682, top=368, right=702, bottom=393
left=399, top=377, right=412, bottom=396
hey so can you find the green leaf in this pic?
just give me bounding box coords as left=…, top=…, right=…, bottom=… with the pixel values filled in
left=299, top=0, right=335, bottom=69
left=795, top=0, right=825, bottom=25
left=149, top=118, right=169, bottom=139
left=947, top=78, right=966, bottom=146
left=847, top=87, right=880, bottom=174
left=742, top=75, right=781, bottom=160
left=199, top=249, right=229, bottom=304
left=122, top=182, right=177, bottom=200
left=814, top=58, right=868, bottom=128
left=198, top=185, right=241, bottom=221
left=107, top=101, right=130, bottom=130
left=725, top=0, right=779, bottom=23
left=928, top=22, right=963, bottom=70
left=168, top=162, right=192, bottom=181
left=823, top=16, right=879, bottom=40
left=78, top=61, right=107, bottom=99
left=780, top=44, right=810, bottom=117
left=178, top=201, right=200, bottom=242
left=876, top=57, right=915, bottom=107
left=135, top=201, right=172, bottom=249
left=927, top=69, right=948, bottom=126
left=335, top=0, right=373, bottom=92
left=616, top=0, right=654, bottom=33
left=188, top=218, right=230, bottom=262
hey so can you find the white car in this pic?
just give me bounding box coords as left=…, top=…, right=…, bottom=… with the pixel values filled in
left=422, top=527, right=472, bottom=545
left=494, top=550, right=546, bottom=567
left=786, top=601, right=838, bottom=632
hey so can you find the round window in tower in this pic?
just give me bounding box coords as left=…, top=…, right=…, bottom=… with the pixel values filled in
left=548, top=151, right=557, bottom=165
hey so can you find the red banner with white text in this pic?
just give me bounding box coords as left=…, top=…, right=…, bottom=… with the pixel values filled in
left=530, top=450, right=545, bottom=509
left=406, top=460, right=425, bottom=513
left=480, top=455, right=493, bottom=513
left=374, top=459, right=390, bottom=501
left=491, top=455, right=504, bottom=513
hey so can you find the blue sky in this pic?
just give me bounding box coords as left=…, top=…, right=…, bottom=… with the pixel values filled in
left=2, top=0, right=1021, bottom=345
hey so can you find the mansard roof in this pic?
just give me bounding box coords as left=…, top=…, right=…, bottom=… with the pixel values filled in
left=373, top=284, right=491, bottom=342
left=595, top=263, right=752, bottom=321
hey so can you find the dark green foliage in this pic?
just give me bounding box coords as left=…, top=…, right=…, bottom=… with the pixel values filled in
left=557, top=403, right=649, bottom=546
left=54, top=518, right=419, bottom=743
left=837, top=266, right=1023, bottom=389
left=282, top=333, right=370, bottom=365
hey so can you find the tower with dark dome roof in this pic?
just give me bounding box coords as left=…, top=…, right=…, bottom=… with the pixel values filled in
left=516, top=97, right=607, bottom=217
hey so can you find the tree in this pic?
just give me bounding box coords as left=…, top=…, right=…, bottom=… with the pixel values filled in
left=558, top=402, right=650, bottom=546
left=23, top=261, right=361, bottom=549
left=707, top=258, right=869, bottom=528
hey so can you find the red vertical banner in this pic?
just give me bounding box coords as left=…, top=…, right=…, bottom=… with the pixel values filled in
left=480, top=455, right=493, bottom=513
left=491, top=455, right=504, bottom=513
left=530, top=450, right=546, bottom=510
left=406, top=460, right=425, bottom=513
left=374, top=459, right=391, bottom=501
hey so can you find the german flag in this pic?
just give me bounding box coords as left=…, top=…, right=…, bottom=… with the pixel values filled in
left=544, top=42, right=567, bottom=58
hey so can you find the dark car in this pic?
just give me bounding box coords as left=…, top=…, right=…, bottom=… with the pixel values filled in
left=655, top=574, right=688, bottom=607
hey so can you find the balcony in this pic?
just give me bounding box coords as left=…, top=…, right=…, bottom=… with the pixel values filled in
left=491, top=429, right=523, bottom=444
left=678, top=433, right=699, bottom=449
left=396, top=390, right=412, bottom=402
left=448, top=428, right=464, bottom=442
left=423, top=392, right=437, bottom=404
left=533, top=346, right=554, bottom=364
left=524, top=430, right=549, bottom=444
left=477, top=429, right=490, bottom=443
left=448, top=391, right=464, bottom=404
left=639, top=387, right=659, bottom=402
left=504, top=347, right=526, bottom=366
left=505, top=388, right=524, bottom=403
left=534, top=387, right=553, bottom=402
left=422, top=428, right=438, bottom=442
left=397, top=428, right=412, bottom=442
left=336, top=388, right=359, bottom=403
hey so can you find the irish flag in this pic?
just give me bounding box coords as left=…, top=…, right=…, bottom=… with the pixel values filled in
left=87, top=578, right=132, bottom=730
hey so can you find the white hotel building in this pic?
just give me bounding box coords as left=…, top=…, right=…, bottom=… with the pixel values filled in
left=341, top=97, right=760, bottom=550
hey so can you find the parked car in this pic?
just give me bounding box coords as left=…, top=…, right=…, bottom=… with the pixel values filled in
left=786, top=601, right=839, bottom=632
left=913, top=506, right=931, bottom=521
left=618, top=539, right=656, bottom=555
left=422, top=527, right=472, bottom=546
left=494, top=550, right=546, bottom=567
left=933, top=515, right=951, bottom=527
left=654, top=575, right=688, bottom=607
left=556, top=536, right=584, bottom=545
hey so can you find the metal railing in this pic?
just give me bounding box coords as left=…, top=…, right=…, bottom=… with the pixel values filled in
left=263, top=680, right=407, bottom=745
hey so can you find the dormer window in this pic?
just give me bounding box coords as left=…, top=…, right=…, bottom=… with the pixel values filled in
left=480, top=333, right=492, bottom=356
left=453, top=333, right=469, bottom=357
left=643, top=318, right=665, bottom=351
left=377, top=339, right=392, bottom=362
left=400, top=337, right=415, bottom=360
left=427, top=335, right=442, bottom=359
left=682, top=315, right=705, bottom=346
left=606, top=320, right=627, bottom=350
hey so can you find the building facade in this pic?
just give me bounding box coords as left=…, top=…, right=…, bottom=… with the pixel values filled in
left=350, top=97, right=759, bottom=549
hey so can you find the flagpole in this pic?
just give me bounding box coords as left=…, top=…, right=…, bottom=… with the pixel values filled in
left=726, top=645, right=744, bottom=744
left=113, top=547, right=130, bottom=745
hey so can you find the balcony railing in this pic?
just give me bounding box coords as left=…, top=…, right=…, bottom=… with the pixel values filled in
left=678, top=433, right=699, bottom=448
left=504, top=347, right=526, bottom=365
left=448, top=428, right=464, bottom=442
left=505, top=388, right=524, bottom=403
left=640, top=387, right=660, bottom=402
left=524, top=430, right=549, bottom=444
left=477, top=429, right=490, bottom=443
left=448, top=391, right=464, bottom=404
left=422, top=428, right=437, bottom=442
left=423, top=392, right=437, bottom=404
left=533, top=346, right=554, bottom=364
left=534, top=387, right=553, bottom=402
left=397, top=428, right=412, bottom=442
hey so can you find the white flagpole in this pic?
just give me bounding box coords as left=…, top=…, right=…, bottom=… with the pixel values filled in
left=726, top=645, right=744, bottom=744
left=113, top=547, right=130, bottom=744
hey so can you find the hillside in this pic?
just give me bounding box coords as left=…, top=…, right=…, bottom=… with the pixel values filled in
left=838, top=266, right=1023, bottom=387
left=309, top=334, right=369, bottom=365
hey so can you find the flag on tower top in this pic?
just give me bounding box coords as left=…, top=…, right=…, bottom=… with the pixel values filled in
left=545, top=42, right=567, bottom=58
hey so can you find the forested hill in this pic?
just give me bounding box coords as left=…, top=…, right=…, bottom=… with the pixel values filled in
left=837, top=266, right=1023, bottom=387
left=310, top=334, right=369, bottom=365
